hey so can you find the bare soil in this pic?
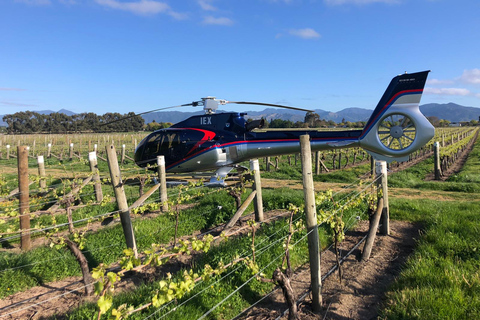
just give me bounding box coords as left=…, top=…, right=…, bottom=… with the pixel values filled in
left=236, top=220, right=419, bottom=320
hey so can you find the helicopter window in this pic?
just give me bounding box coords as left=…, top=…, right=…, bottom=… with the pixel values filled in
left=141, top=130, right=210, bottom=163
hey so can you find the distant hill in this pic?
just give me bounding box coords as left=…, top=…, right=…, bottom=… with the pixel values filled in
left=141, top=103, right=479, bottom=124
left=1, top=103, right=479, bottom=127
left=419, top=103, right=480, bottom=123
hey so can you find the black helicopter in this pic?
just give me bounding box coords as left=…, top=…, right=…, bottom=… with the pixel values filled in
left=134, top=71, right=434, bottom=183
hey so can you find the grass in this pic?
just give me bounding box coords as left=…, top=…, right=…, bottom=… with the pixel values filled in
left=379, top=136, right=480, bottom=319
left=59, top=188, right=367, bottom=320
left=382, top=199, right=480, bottom=319
left=0, top=186, right=335, bottom=299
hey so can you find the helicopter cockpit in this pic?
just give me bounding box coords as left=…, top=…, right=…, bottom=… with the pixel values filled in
left=135, top=129, right=210, bottom=166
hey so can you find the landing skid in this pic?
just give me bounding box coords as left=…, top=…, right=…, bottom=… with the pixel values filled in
left=206, top=165, right=250, bottom=187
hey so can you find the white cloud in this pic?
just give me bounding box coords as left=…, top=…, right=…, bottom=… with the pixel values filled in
left=459, top=68, right=480, bottom=85
left=325, top=0, right=399, bottom=5
left=427, top=79, right=454, bottom=85
left=95, top=0, right=185, bottom=18
left=424, top=87, right=472, bottom=96
left=202, top=16, right=234, bottom=26
left=288, top=28, right=321, bottom=39
left=198, top=0, right=217, bottom=11
left=14, top=0, right=51, bottom=5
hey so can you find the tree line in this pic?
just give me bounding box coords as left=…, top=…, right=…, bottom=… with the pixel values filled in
left=2, top=111, right=144, bottom=134
left=261, top=112, right=366, bottom=129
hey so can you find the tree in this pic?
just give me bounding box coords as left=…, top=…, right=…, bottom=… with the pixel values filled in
left=439, top=119, right=451, bottom=127
left=427, top=116, right=440, bottom=127
left=304, top=112, right=320, bottom=128
left=269, top=119, right=294, bottom=128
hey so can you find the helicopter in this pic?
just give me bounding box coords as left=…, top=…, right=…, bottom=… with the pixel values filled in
left=134, top=71, right=434, bottom=184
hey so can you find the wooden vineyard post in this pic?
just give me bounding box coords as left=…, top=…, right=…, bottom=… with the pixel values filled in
left=224, top=190, right=257, bottom=229
left=370, top=155, right=375, bottom=177
left=362, top=198, right=384, bottom=261
left=69, top=143, right=74, bottom=161
left=250, top=159, right=264, bottom=222
left=106, top=145, right=138, bottom=258
left=156, top=156, right=168, bottom=212
left=47, top=143, right=51, bottom=158
left=18, top=146, right=31, bottom=251
left=121, top=144, right=126, bottom=164
left=434, top=142, right=443, bottom=180
left=6, top=145, right=10, bottom=160
left=376, top=160, right=389, bottom=235
left=89, top=152, right=103, bottom=202
left=315, top=151, right=320, bottom=175
left=37, top=155, right=47, bottom=189
left=299, top=135, right=322, bottom=311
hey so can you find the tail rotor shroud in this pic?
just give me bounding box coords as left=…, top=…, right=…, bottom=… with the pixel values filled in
left=378, top=113, right=417, bottom=151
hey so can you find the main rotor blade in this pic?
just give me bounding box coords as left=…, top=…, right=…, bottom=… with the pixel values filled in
left=100, top=102, right=196, bottom=126
left=133, top=102, right=197, bottom=117
left=228, top=101, right=313, bottom=112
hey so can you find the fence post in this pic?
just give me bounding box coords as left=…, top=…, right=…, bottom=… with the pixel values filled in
left=18, top=146, right=31, bottom=251
left=121, top=144, right=126, bottom=164
left=362, top=198, right=384, bottom=261
left=300, top=135, right=322, bottom=311
left=370, top=155, right=374, bottom=177
left=37, top=155, right=47, bottom=189
left=250, top=159, right=264, bottom=222
left=434, top=142, right=443, bottom=180
left=106, top=145, right=138, bottom=258
left=376, top=160, right=389, bottom=235
left=156, top=156, right=168, bottom=212
left=315, top=151, right=320, bottom=175
left=6, top=145, right=10, bottom=160
left=89, top=152, right=104, bottom=203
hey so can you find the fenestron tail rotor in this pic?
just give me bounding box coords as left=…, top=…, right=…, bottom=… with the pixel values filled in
left=377, top=113, right=417, bottom=151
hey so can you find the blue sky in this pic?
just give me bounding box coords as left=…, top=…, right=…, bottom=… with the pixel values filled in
left=1, top=0, right=480, bottom=115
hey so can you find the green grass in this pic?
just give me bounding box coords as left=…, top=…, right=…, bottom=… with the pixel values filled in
left=379, top=136, right=480, bottom=319
left=382, top=199, right=480, bottom=320
left=0, top=186, right=326, bottom=299
left=388, top=142, right=480, bottom=193
left=59, top=188, right=366, bottom=320
left=257, top=153, right=371, bottom=184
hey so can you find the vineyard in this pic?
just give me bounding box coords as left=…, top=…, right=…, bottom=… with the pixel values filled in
left=0, top=126, right=479, bottom=319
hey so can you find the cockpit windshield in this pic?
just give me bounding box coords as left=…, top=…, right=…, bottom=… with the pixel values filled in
left=140, top=129, right=207, bottom=164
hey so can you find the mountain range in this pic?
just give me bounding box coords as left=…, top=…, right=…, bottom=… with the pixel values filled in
left=1, top=103, right=479, bottom=127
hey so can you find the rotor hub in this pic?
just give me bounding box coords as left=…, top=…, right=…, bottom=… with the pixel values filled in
left=390, top=126, right=404, bottom=139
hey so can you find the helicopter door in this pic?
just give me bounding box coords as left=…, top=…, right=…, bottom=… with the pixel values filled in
left=227, top=144, right=245, bottom=162
left=228, top=146, right=238, bottom=161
